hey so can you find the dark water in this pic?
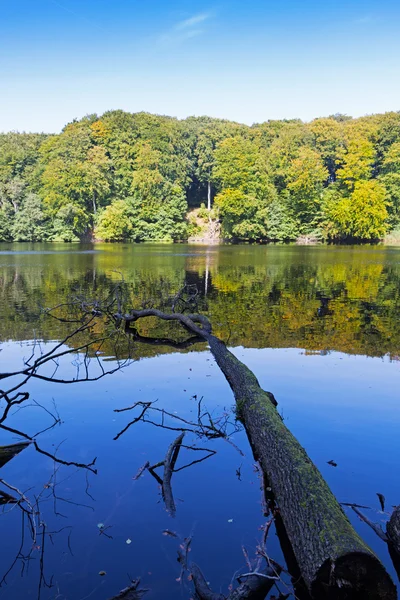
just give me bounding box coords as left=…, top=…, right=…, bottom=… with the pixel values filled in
left=0, top=243, right=399, bottom=599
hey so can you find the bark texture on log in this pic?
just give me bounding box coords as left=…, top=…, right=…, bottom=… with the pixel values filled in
left=206, top=334, right=396, bottom=600
left=229, top=569, right=279, bottom=600
left=190, top=563, right=226, bottom=600
left=121, top=309, right=396, bottom=600
left=388, top=506, right=400, bottom=556
left=0, top=442, right=30, bottom=469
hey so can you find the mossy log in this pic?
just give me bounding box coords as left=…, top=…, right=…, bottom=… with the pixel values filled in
left=0, top=442, right=31, bottom=469
left=122, top=309, right=396, bottom=600
left=388, top=507, right=400, bottom=556
left=387, top=506, right=400, bottom=581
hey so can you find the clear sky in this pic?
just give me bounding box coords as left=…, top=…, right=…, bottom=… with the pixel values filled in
left=1, top=0, right=400, bottom=132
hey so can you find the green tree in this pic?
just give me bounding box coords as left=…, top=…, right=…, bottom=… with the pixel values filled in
left=266, top=196, right=299, bottom=241
left=323, top=180, right=388, bottom=240
left=128, top=143, right=188, bottom=241
left=308, top=118, right=344, bottom=181
left=52, top=204, right=90, bottom=242
left=11, top=194, right=49, bottom=242
left=213, top=136, right=271, bottom=198
left=0, top=179, right=26, bottom=213
left=379, top=142, right=400, bottom=228
left=336, top=136, right=375, bottom=190
left=0, top=133, right=46, bottom=188
left=0, top=209, right=13, bottom=241
left=95, top=200, right=134, bottom=241
left=265, top=122, right=313, bottom=192
left=213, top=136, right=277, bottom=240
left=287, top=147, right=328, bottom=230
left=215, top=189, right=266, bottom=240
left=186, top=117, right=246, bottom=210
left=39, top=119, right=112, bottom=233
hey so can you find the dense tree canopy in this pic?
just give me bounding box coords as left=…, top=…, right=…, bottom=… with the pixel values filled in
left=1, top=109, right=400, bottom=243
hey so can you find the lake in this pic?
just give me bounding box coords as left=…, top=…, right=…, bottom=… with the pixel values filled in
left=0, top=242, right=399, bottom=599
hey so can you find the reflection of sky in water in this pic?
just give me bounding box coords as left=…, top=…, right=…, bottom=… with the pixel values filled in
left=0, top=343, right=399, bottom=598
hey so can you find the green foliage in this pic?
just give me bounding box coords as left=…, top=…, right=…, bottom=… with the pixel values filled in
left=197, top=203, right=209, bottom=220
left=129, top=143, right=188, bottom=241
left=11, top=194, right=49, bottom=242
left=213, top=135, right=278, bottom=240
left=52, top=204, right=90, bottom=242
left=287, top=147, right=328, bottom=229
left=0, top=133, right=46, bottom=187
left=0, top=209, right=12, bottom=241
left=308, top=118, right=344, bottom=181
left=213, top=136, right=272, bottom=199
left=95, top=200, right=133, bottom=241
left=215, top=189, right=268, bottom=240
left=265, top=122, right=313, bottom=192
left=266, top=197, right=299, bottom=241
left=379, top=142, right=400, bottom=227
left=323, top=180, right=388, bottom=240
left=40, top=121, right=112, bottom=217
left=1, top=110, right=400, bottom=243
left=336, top=136, right=375, bottom=189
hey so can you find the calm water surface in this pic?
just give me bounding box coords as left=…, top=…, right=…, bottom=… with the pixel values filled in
left=0, top=243, right=399, bottom=599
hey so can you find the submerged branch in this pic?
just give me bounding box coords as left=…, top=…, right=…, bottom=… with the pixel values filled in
left=120, top=306, right=396, bottom=599
left=108, top=579, right=149, bottom=600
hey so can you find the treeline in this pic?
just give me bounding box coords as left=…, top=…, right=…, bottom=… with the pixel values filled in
left=1, top=110, right=400, bottom=243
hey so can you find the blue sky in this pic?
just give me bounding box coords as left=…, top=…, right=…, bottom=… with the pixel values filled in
left=1, top=0, right=400, bottom=132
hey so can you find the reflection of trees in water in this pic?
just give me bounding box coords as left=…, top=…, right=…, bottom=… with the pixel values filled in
left=1, top=249, right=400, bottom=358
left=0, top=301, right=292, bottom=599
left=1, top=293, right=399, bottom=599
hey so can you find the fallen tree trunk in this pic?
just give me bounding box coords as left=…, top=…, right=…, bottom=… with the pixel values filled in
left=388, top=507, right=400, bottom=582
left=387, top=506, right=400, bottom=556
left=0, top=442, right=31, bottom=469
left=121, top=308, right=396, bottom=599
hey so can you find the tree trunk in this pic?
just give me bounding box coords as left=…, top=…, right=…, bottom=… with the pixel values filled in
left=207, top=181, right=212, bottom=212
left=387, top=506, right=400, bottom=556
left=93, top=192, right=97, bottom=215
left=121, top=309, right=396, bottom=599
left=207, top=333, right=396, bottom=599
left=0, top=442, right=31, bottom=469
left=387, top=509, right=400, bottom=585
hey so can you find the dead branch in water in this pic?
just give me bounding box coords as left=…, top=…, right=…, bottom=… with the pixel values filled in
left=116, top=304, right=396, bottom=599
left=349, top=503, right=400, bottom=581
left=113, top=397, right=243, bottom=455
left=0, top=301, right=134, bottom=589
left=108, top=578, right=149, bottom=599
left=144, top=432, right=216, bottom=516
left=161, top=432, right=184, bottom=517
left=175, top=519, right=283, bottom=600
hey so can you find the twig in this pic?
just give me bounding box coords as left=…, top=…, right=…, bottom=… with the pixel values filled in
left=162, top=433, right=185, bottom=517
left=133, top=461, right=150, bottom=481
left=351, top=506, right=388, bottom=542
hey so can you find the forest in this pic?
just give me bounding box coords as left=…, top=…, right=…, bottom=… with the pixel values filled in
left=1, top=110, right=400, bottom=243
